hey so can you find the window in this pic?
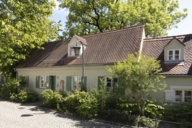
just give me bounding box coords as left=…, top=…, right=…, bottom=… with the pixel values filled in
left=175, top=90, right=192, bottom=102
left=40, top=76, right=47, bottom=88
left=175, top=90, right=182, bottom=102
left=105, top=77, right=118, bottom=92
left=70, top=47, right=75, bottom=56
left=72, top=76, right=81, bottom=91
left=167, top=49, right=181, bottom=61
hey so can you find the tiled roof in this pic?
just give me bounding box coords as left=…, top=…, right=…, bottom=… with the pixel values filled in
left=142, top=34, right=192, bottom=75
left=17, top=25, right=144, bottom=68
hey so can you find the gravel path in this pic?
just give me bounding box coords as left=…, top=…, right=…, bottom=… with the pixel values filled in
left=0, top=100, right=131, bottom=128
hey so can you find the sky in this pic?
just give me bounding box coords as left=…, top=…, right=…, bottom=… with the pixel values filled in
left=51, top=0, right=192, bottom=36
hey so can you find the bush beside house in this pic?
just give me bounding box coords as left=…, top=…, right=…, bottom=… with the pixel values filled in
left=0, top=77, right=38, bottom=103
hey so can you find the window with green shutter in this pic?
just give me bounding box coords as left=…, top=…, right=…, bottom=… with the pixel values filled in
left=81, top=76, right=87, bottom=91
left=36, top=76, right=47, bottom=88
left=66, top=76, right=72, bottom=91
left=98, top=76, right=125, bottom=95
left=36, top=76, right=40, bottom=88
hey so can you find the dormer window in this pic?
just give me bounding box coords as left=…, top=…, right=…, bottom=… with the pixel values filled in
left=73, top=46, right=81, bottom=56
left=168, top=49, right=181, bottom=61
left=68, top=35, right=87, bottom=57
left=70, top=47, right=75, bottom=56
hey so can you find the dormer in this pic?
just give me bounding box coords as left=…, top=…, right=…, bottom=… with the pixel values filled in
left=68, top=35, right=87, bottom=57
left=164, top=37, right=185, bottom=63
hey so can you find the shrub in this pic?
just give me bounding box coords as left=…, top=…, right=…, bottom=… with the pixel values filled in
left=134, top=116, right=158, bottom=128
left=9, top=89, right=38, bottom=103
left=163, top=102, right=192, bottom=122
left=41, top=89, right=63, bottom=108
left=61, top=91, right=98, bottom=119
left=144, top=101, right=165, bottom=119
left=0, top=78, right=21, bottom=99
left=17, top=90, right=28, bottom=102
left=98, top=110, right=158, bottom=127
left=27, top=90, right=38, bottom=102
left=91, top=79, right=110, bottom=111
left=116, top=98, right=164, bottom=118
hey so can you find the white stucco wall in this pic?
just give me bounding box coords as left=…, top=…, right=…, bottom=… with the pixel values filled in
left=150, top=76, right=192, bottom=102
left=16, top=65, right=112, bottom=95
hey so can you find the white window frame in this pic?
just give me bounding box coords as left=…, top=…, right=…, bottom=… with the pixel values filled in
left=170, top=86, right=192, bottom=102
left=71, top=76, right=81, bottom=91
left=167, top=49, right=181, bottom=61
left=105, top=76, right=118, bottom=92
left=175, top=90, right=192, bottom=102
left=40, top=76, right=47, bottom=88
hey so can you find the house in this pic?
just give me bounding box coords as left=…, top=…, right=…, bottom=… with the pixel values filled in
left=15, top=25, right=192, bottom=103
left=143, top=34, right=192, bottom=102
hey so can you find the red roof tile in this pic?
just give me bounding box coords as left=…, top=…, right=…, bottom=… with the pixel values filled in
left=17, top=25, right=144, bottom=68
left=142, top=34, right=192, bottom=75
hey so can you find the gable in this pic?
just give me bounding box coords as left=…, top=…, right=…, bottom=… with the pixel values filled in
left=164, top=38, right=185, bottom=50
left=164, top=38, right=185, bottom=62
left=68, top=35, right=87, bottom=57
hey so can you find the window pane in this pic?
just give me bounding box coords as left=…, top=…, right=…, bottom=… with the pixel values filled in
left=169, top=51, right=173, bottom=55
left=175, top=55, right=179, bottom=60
left=113, top=78, right=118, bottom=83
left=107, top=77, right=111, bottom=82
left=184, top=91, right=192, bottom=102
left=175, top=50, right=179, bottom=55
left=107, top=83, right=111, bottom=87
left=169, top=55, right=173, bottom=60
left=185, top=91, right=191, bottom=96
left=168, top=51, right=173, bottom=60
left=175, top=90, right=182, bottom=101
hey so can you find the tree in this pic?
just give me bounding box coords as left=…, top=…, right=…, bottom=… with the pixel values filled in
left=0, top=0, right=60, bottom=75
left=107, top=53, right=166, bottom=116
left=58, top=0, right=187, bottom=38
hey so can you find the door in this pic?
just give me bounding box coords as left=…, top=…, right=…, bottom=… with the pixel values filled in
left=49, top=76, right=56, bottom=91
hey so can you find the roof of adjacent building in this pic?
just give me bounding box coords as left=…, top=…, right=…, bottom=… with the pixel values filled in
left=17, top=25, right=144, bottom=68
left=142, top=34, right=192, bottom=75
left=16, top=25, right=192, bottom=75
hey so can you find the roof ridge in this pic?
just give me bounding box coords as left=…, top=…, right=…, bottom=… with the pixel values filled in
left=144, top=33, right=192, bottom=41
left=80, top=25, right=145, bottom=38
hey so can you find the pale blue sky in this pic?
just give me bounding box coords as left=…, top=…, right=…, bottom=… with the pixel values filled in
left=51, top=0, right=192, bottom=36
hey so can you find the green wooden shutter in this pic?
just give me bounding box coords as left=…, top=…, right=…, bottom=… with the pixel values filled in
left=81, top=76, right=87, bottom=91
left=98, top=76, right=104, bottom=90
left=52, top=76, right=56, bottom=91
left=46, top=76, right=50, bottom=89
left=36, top=76, right=40, bottom=88
left=25, top=76, right=29, bottom=87
left=118, top=78, right=125, bottom=95
left=66, top=76, right=72, bottom=91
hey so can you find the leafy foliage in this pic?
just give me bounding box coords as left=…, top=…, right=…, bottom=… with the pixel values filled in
left=0, top=78, right=38, bottom=102
left=135, top=116, right=157, bottom=128
left=107, top=53, right=166, bottom=116
left=59, top=91, right=98, bottom=119
left=163, top=102, right=192, bottom=123
left=0, top=0, right=60, bottom=75
left=58, top=0, right=187, bottom=38
left=91, top=79, right=110, bottom=111
left=41, top=89, right=63, bottom=108
left=0, top=78, right=20, bottom=99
